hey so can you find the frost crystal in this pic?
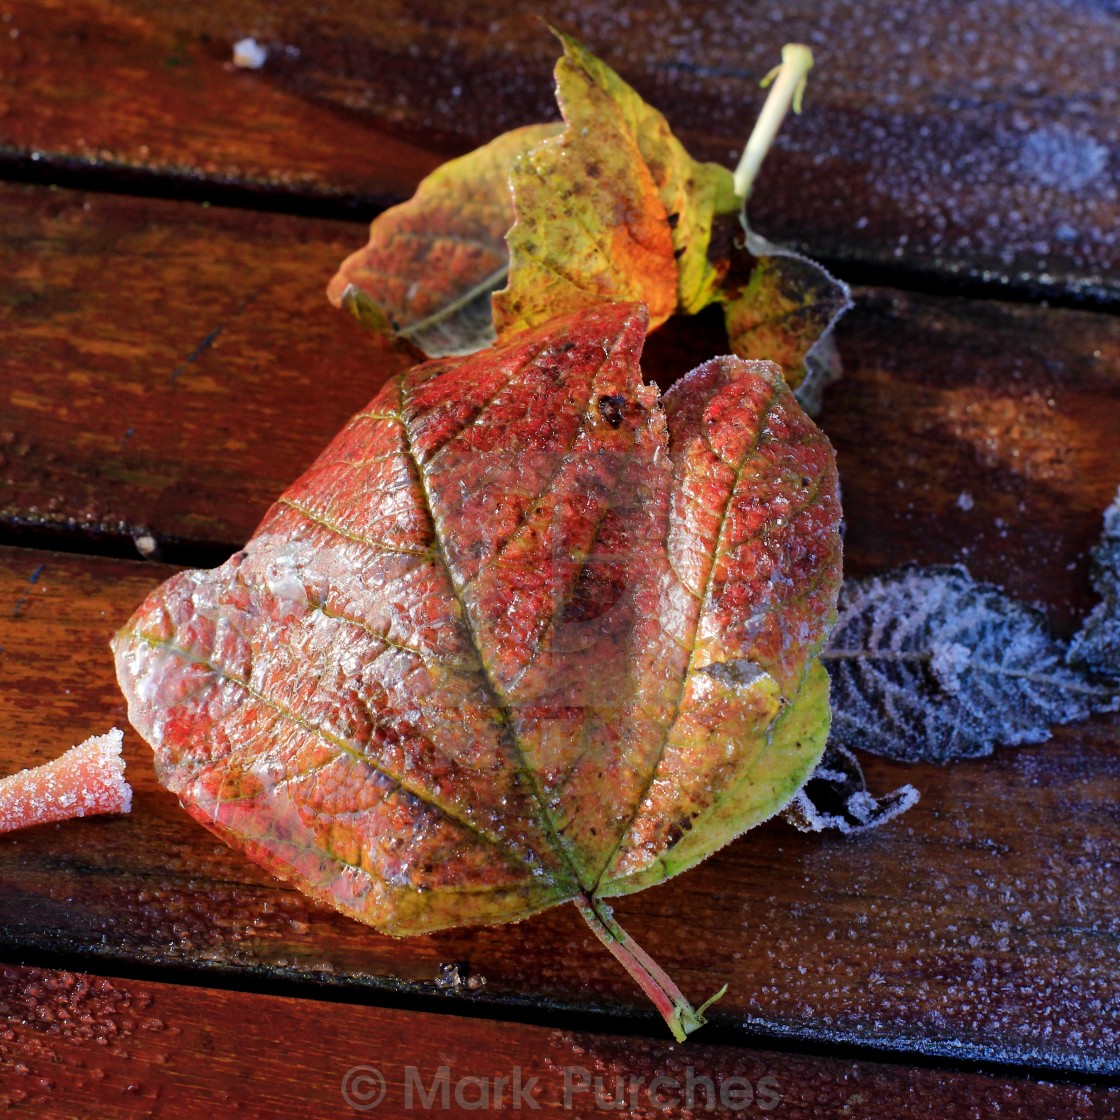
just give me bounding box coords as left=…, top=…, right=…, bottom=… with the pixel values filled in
left=1068, top=485, right=1120, bottom=679
left=929, top=641, right=971, bottom=693
left=784, top=744, right=919, bottom=834
left=232, top=38, right=268, bottom=70
left=821, top=566, right=1119, bottom=762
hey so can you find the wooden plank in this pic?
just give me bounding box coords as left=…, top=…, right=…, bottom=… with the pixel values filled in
left=3, top=964, right=1114, bottom=1120
left=1, top=546, right=1117, bottom=1074
left=4, top=181, right=1120, bottom=573
left=0, top=0, right=442, bottom=207
left=0, top=0, right=1116, bottom=299
left=0, top=182, right=416, bottom=552
left=823, top=288, right=1120, bottom=632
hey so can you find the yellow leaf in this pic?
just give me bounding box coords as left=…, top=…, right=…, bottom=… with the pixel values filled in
left=493, top=31, right=740, bottom=338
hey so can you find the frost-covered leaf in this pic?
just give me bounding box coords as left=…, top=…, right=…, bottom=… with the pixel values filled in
left=113, top=302, right=842, bottom=1039
left=1069, top=485, right=1120, bottom=678
left=330, top=33, right=849, bottom=390
left=0, top=729, right=131, bottom=834
left=821, top=565, right=1119, bottom=762
left=326, top=123, right=559, bottom=357
left=783, top=743, right=919, bottom=834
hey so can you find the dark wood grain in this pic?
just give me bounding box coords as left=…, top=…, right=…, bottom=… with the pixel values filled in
left=2, top=547, right=1117, bottom=1074
left=0, top=0, right=1116, bottom=299
left=4, top=181, right=1118, bottom=604
left=0, top=0, right=442, bottom=206
left=824, top=288, right=1120, bottom=633
left=3, top=964, right=1114, bottom=1119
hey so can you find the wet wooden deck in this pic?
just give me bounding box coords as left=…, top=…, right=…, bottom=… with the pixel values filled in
left=1, top=2, right=1117, bottom=1116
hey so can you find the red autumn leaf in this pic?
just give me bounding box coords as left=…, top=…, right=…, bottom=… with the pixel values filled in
left=113, top=303, right=841, bottom=1038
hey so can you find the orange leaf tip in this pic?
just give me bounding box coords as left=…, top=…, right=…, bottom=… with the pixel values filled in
left=0, top=728, right=132, bottom=835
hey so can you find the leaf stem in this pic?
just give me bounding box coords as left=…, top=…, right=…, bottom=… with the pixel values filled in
left=575, top=894, right=727, bottom=1042
left=733, top=43, right=814, bottom=202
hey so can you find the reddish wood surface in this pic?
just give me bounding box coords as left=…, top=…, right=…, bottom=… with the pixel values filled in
left=1, top=547, right=1117, bottom=1074
left=825, top=289, right=1120, bottom=633
left=0, top=0, right=442, bottom=204
left=2, top=1, right=1119, bottom=1105
left=0, top=0, right=1116, bottom=299
left=0, top=182, right=413, bottom=551
left=3, top=964, right=1114, bottom=1120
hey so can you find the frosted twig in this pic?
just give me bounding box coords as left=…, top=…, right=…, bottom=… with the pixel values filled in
left=0, top=729, right=132, bottom=834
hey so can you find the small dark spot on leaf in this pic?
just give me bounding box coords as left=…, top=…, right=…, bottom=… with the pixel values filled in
left=598, top=395, right=626, bottom=429
left=673, top=247, right=685, bottom=260
left=666, top=816, right=693, bottom=847
left=586, top=162, right=601, bottom=179
left=667, top=212, right=680, bottom=229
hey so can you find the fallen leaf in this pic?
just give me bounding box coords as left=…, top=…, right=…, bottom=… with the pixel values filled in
left=822, top=565, right=1120, bottom=762
left=1069, top=484, right=1120, bottom=678
left=0, top=729, right=131, bottom=834
left=783, top=743, right=919, bottom=834
left=113, top=302, right=842, bottom=1038
left=492, top=31, right=740, bottom=336
left=331, top=33, right=849, bottom=393
left=327, top=123, right=560, bottom=357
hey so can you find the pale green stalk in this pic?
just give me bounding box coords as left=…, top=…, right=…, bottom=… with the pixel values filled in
left=733, top=43, right=814, bottom=202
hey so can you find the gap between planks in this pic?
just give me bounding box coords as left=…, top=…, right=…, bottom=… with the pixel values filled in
left=0, top=949, right=1116, bottom=1093
left=0, top=155, right=1115, bottom=313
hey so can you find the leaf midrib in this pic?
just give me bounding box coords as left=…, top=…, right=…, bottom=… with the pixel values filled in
left=395, top=352, right=621, bottom=897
